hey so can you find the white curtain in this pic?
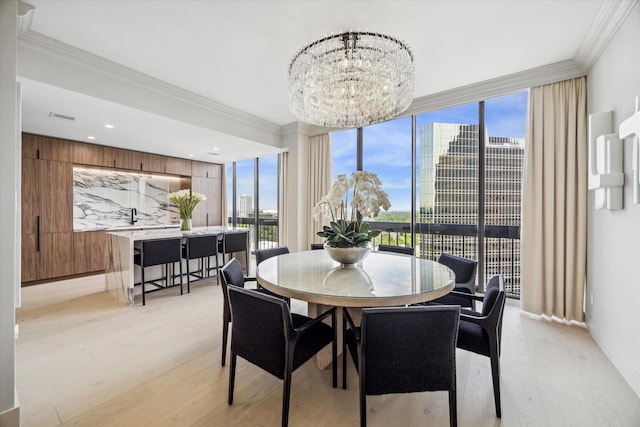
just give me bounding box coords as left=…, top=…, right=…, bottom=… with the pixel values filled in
left=278, top=152, right=288, bottom=246
left=521, top=77, right=587, bottom=322
left=306, top=134, right=332, bottom=249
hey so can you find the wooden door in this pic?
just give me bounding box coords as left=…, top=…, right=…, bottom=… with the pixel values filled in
left=165, top=157, right=192, bottom=176
left=39, top=232, right=73, bottom=279
left=141, top=153, right=166, bottom=173
left=38, top=160, right=73, bottom=233
left=191, top=176, right=222, bottom=226
left=73, top=231, right=106, bottom=274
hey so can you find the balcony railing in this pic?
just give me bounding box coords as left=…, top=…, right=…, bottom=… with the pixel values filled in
left=230, top=216, right=521, bottom=298
left=368, top=221, right=521, bottom=297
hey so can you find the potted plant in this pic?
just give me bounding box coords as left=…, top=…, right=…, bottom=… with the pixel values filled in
left=168, top=189, right=207, bottom=231
left=313, top=171, right=390, bottom=266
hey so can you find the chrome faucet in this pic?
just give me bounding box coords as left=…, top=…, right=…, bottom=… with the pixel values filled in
left=131, top=208, right=138, bottom=224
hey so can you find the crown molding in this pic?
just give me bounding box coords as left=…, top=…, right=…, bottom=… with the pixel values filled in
left=404, top=60, right=585, bottom=116
left=17, top=1, right=35, bottom=34
left=18, top=31, right=283, bottom=145
left=574, top=0, right=638, bottom=73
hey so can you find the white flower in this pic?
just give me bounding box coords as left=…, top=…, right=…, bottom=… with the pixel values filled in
left=313, top=171, right=390, bottom=223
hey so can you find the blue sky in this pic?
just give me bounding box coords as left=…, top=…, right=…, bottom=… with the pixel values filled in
left=332, top=91, right=528, bottom=212
left=232, top=90, right=528, bottom=213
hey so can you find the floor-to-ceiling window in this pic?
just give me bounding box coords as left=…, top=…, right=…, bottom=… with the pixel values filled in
left=330, top=91, right=527, bottom=295
left=416, top=102, right=480, bottom=267
left=227, top=154, right=281, bottom=253
left=483, top=92, right=527, bottom=295
left=258, top=154, right=279, bottom=250
left=363, top=117, right=413, bottom=247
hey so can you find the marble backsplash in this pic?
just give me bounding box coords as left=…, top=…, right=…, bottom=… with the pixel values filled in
left=73, top=167, right=182, bottom=231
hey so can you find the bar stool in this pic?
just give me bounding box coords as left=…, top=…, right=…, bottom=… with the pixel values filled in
left=218, top=230, right=249, bottom=273
left=182, top=234, right=221, bottom=291
left=134, top=237, right=183, bottom=306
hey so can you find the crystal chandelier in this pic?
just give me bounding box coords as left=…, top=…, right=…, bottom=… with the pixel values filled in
left=288, top=31, right=415, bottom=128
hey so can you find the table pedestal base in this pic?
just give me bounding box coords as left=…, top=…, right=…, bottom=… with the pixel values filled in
left=308, top=303, right=362, bottom=370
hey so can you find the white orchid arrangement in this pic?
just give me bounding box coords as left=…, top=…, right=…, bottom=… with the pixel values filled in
left=168, top=189, right=206, bottom=219
left=313, top=171, right=391, bottom=248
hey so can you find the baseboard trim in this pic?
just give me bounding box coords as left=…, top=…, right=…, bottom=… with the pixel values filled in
left=0, top=403, right=20, bottom=427
left=587, top=316, right=640, bottom=399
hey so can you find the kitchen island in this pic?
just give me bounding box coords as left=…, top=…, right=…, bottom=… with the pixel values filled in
left=105, top=226, right=246, bottom=305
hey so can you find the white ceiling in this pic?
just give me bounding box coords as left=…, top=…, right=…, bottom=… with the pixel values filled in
left=16, top=0, right=625, bottom=163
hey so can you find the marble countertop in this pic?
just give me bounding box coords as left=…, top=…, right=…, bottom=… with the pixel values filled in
left=75, top=224, right=181, bottom=232
left=106, top=226, right=247, bottom=241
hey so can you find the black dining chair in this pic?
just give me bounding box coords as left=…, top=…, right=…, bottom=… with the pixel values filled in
left=310, top=243, right=325, bottom=250
left=134, top=237, right=183, bottom=306
left=182, top=234, right=220, bottom=290
left=255, top=246, right=289, bottom=265
left=227, top=285, right=337, bottom=427
left=219, top=258, right=289, bottom=366
left=456, top=274, right=506, bottom=418
left=431, top=253, right=478, bottom=309
left=377, top=244, right=415, bottom=256
left=218, top=230, right=249, bottom=273
left=343, top=305, right=460, bottom=427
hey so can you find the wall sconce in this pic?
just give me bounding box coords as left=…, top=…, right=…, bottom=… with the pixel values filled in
left=588, top=111, right=623, bottom=210
left=618, top=96, right=640, bottom=204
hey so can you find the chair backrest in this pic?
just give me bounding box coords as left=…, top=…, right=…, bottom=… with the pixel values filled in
left=360, top=305, right=460, bottom=395
left=437, top=253, right=477, bottom=284
left=184, top=234, right=219, bottom=259
left=377, top=244, right=415, bottom=256
left=220, top=258, right=246, bottom=288
left=256, top=246, right=289, bottom=264
left=227, top=284, right=291, bottom=379
left=140, top=238, right=182, bottom=267
left=481, top=274, right=506, bottom=353
left=482, top=274, right=506, bottom=323
left=310, top=243, right=325, bottom=250
left=220, top=230, right=249, bottom=254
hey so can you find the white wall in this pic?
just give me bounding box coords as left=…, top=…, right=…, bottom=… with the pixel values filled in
left=0, top=1, right=21, bottom=425
left=586, top=3, right=640, bottom=398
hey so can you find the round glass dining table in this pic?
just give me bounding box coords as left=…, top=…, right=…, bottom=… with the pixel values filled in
left=256, top=249, right=455, bottom=307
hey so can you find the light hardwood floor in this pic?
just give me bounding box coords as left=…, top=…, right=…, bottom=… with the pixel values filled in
left=16, top=274, right=640, bottom=427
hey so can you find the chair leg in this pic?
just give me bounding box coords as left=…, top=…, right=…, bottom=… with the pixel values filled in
left=490, top=350, right=502, bottom=418
left=449, top=388, right=457, bottom=427
left=332, top=309, right=337, bottom=388
left=221, top=318, right=229, bottom=366
left=178, top=259, right=183, bottom=295
left=141, top=267, right=146, bottom=306
left=228, top=353, right=236, bottom=404
left=359, top=384, right=367, bottom=427
left=282, top=352, right=294, bottom=427
left=186, top=256, right=191, bottom=293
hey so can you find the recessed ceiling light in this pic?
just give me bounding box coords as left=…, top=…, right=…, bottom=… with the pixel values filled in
left=87, top=136, right=96, bottom=140
left=105, top=124, right=114, bottom=129
left=188, top=154, right=194, bottom=157
left=212, top=147, right=219, bottom=151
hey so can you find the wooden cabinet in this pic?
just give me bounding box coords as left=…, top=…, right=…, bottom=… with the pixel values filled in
left=23, top=133, right=72, bottom=161
left=114, top=148, right=143, bottom=171
left=141, top=153, right=166, bottom=173
left=165, top=157, right=192, bottom=176
left=20, top=132, right=224, bottom=283
left=73, top=231, right=107, bottom=274
left=21, top=156, right=74, bottom=283
left=192, top=161, right=222, bottom=178
left=191, top=176, right=222, bottom=227
left=73, top=142, right=117, bottom=168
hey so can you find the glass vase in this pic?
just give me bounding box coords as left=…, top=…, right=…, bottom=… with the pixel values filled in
left=180, top=217, right=192, bottom=231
